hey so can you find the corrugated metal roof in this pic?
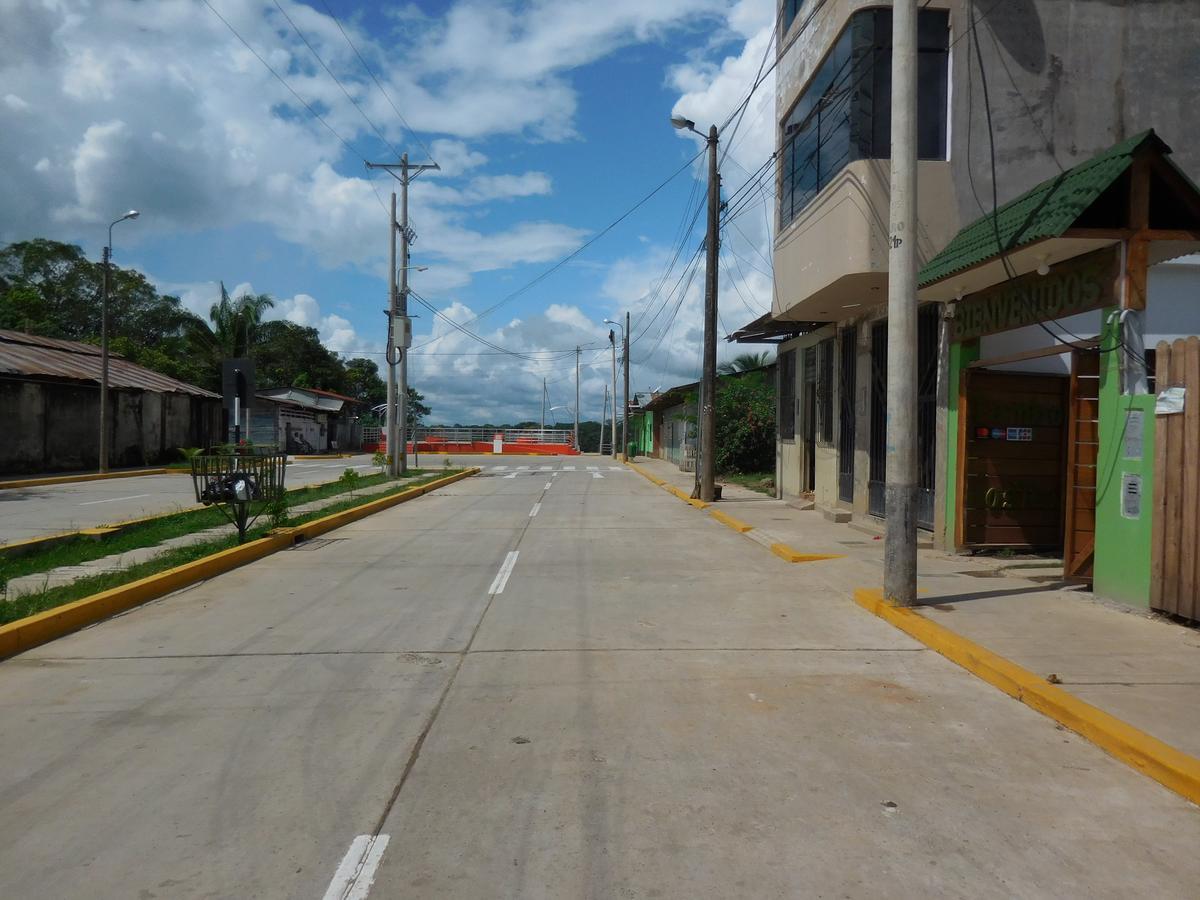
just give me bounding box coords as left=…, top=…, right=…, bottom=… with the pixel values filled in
left=0, top=329, right=218, bottom=398
left=257, top=387, right=346, bottom=412
left=919, top=130, right=1161, bottom=287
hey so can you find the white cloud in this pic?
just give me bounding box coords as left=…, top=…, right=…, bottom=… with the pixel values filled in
left=3, top=93, right=29, bottom=111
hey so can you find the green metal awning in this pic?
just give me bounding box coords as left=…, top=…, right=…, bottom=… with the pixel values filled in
left=919, top=130, right=1169, bottom=288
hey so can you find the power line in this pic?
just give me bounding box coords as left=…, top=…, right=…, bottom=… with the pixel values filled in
left=270, top=0, right=402, bottom=158
left=200, top=0, right=389, bottom=213
left=317, top=0, right=435, bottom=161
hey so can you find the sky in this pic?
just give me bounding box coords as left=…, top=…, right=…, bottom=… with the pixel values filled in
left=0, top=0, right=779, bottom=425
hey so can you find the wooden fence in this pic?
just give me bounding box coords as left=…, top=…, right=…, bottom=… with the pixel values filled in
left=1150, top=336, right=1200, bottom=621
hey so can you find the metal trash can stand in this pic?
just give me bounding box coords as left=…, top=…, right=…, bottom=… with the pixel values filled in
left=189, top=448, right=288, bottom=543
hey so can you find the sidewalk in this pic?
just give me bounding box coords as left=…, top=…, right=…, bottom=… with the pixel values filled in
left=629, top=455, right=1200, bottom=764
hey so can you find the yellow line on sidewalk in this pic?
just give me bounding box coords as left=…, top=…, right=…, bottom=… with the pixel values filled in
left=853, top=587, right=1200, bottom=806
left=0, top=468, right=479, bottom=661
left=709, top=509, right=753, bottom=533
left=770, top=543, right=844, bottom=564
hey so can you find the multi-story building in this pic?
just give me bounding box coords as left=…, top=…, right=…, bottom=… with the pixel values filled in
left=734, top=0, right=1200, bottom=611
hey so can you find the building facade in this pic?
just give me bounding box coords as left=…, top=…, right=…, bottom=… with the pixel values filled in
left=736, top=1, right=1200, bottom=612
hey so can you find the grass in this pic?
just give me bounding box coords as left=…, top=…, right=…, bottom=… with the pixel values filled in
left=0, top=468, right=429, bottom=590
left=720, top=472, right=775, bottom=495
left=0, top=469, right=462, bottom=627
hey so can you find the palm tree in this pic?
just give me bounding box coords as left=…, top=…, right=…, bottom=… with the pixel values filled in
left=718, top=351, right=774, bottom=375
left=186, top=282, right=275, bottom=385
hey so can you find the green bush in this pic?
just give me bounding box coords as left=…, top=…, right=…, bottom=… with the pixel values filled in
left=338, top=468, right=362, bottom=497
left=714, top=371, right=775, bottom=474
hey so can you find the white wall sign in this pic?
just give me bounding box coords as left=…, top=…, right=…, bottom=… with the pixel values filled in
left=1122, top=473, right=1143, bottom=519
left=1156, top=386, right=1186, bottom=415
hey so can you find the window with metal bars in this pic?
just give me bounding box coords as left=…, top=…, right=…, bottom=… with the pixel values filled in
left=779, top=348, right=797, bottom=440
left=817, top=338, right=835, bottom=444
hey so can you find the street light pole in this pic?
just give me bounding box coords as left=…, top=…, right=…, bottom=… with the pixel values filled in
left=98, top=210, right=139, bottom=473
left=671, top=115, right=719, bottom=502
left=609, top=329, right=618, bottom=459
left=574, top=346, right=580, bottom=453
left=884, top=0, right=919, bottom=606
left=622, top=310, right=630, bottom=462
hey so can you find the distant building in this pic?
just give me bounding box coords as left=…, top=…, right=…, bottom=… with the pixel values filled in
left=0, top=328, right=220, bottom=473
left=250, top=386, right=364, bottom=453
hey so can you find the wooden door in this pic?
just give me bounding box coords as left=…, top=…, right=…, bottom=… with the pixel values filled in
left=1151, top=337, right=1200, bottom=621
left=1063, top=351, right=1100, bottom=579
left=960, top=371, right=1068, bottom=549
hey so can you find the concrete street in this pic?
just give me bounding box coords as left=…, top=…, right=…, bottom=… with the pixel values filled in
left=0, top=463, right=1197, bottom=898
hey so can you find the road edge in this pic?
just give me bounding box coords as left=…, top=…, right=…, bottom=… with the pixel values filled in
left=0, top=468, right=479, bottom=660
left=853, top=587, right=1200, bottom=806
left=624, top=460, right=842, bottom=564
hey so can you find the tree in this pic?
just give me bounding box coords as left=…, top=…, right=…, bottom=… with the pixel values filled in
left=407, top=386, right=431, bottom=429
left=717, top=351, right=774, bottom=375
left=714, top=370, right=775, bottom=474
left=185, top=282, right=276, bottom=386
left=253, top=320, right=346, bottom=391
left=344, top=358, right=387, bottom=406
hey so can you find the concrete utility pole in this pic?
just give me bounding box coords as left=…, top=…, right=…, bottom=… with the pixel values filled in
left=541, top=377, right=547, bottom=433
left=574, top=346, right=581, bottom=452
left=98, top=210, right=139, bottom=473
left=367, top=154, right=439, bottom=476
left=601, top=385, right=609, bottom=454
left=671, top=115, right=721, bottom=501
left=698, top=124, right=720, bottom=502
left=609, top=330, right=618, bottom=459
left=884, top=0, right=919, bottom=606
left=384, top=191, right=399, bottom=476
left=622, top=310, right=630, bottom=461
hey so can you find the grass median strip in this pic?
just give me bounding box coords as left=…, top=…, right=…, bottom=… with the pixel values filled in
left=0, top=469, right=456, bottom=625
left=0, top=468, right=423, bottom=590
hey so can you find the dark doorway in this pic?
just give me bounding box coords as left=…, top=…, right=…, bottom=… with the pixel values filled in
left=802, top=346, right=817, bottom=490
left=838, top=326, right=857, bottom=503
left=869, top=321, right=887, bottom=517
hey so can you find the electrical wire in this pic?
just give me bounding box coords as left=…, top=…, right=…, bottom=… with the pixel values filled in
left=271, top=0, right=402, bottom=159
left=200, top=0, right=390, bottom=213
left=317, top=0, right=436, bottom=162
left=966, top=0, right=1146, bottom=368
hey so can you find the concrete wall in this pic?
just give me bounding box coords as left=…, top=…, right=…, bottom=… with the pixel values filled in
left=0, top=378, right=220, bottom=474
left=951, top=0, right=1200, bottom=217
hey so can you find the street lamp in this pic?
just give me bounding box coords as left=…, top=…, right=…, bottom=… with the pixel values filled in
left=99, top=209, right=140, bottom=473
left=671, top=112, right=720, bottom=501
left=603, top=318, right=623, bottom=460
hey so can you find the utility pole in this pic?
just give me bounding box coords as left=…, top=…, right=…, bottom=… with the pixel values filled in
left=384, top=191, right=399, bottom=476
left=884, top=0, right=919, bottom=606
left=601, top=385, right=609, bottom=455
left=609, top=330, right=618, bottom=459
left=698, top=123, right=720, bottom=502
left=367, top=154, right=438, bottom=476
left=98, top=210, right=138, bottom=473
left=541, top=377, right=547, bottom=433
left=622, top=310, right=630, bottom=462
left=574, top=346, right=581, bottom=452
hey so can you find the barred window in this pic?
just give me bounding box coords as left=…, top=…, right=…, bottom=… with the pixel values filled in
left=817, top=339, right=835, bottom=444
left=779, top=349, right=796, bottom=440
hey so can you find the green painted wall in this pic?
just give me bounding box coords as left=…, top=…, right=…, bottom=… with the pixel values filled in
left=629, top=413, right=653, bottom=455
left=943, top=339, right=980, bottom=548
left=1093, top=309, right=1155, bottom=608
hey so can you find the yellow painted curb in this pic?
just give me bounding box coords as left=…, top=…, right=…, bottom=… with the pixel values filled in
left=0, top=468, right=479, bottom=661
left=770, top=543, right=844, bottom=563
left=292, top=453, right=354, bottom=460
left=852, top=587, right=1200, bottom=806
left=0, top=468, right=172, bottom=490
left=686, top=497, right=710, bottom=509
left=710, top=509, right=753, bottom=533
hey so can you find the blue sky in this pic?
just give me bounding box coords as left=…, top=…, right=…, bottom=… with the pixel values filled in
left=0, top=0, right=777, bottom=424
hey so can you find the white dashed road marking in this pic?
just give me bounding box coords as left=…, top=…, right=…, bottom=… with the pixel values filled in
left=322, top=834, right=390, bottom=900
left=489, top=551, right=520, bottom=595
left=79, top=493, right=150, bottom=506
left=529, top=502, right=541, bottom=518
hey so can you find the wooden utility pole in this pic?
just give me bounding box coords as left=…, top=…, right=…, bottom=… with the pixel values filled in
left=884, top=0, right=919, bottom=606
